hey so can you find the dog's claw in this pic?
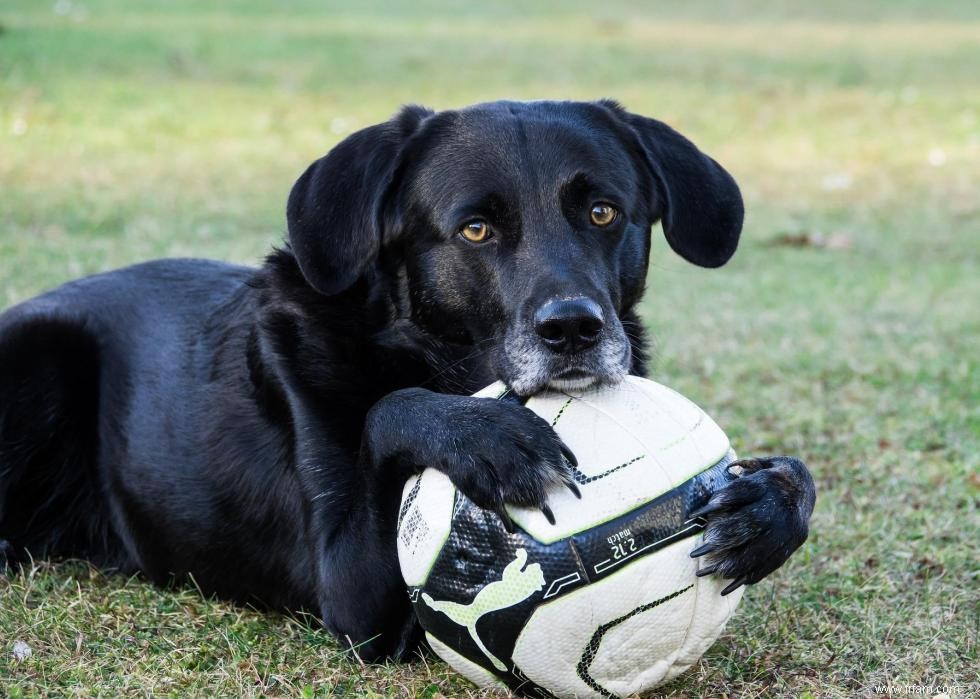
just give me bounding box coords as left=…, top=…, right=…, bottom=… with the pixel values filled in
left=689, top=501, right=723, bottom=520
left=495, top=508, right=516, bottom=533
left=563, top=479, right=582, bottom=499
left=721, top=578, right=747, bottom=596
left=690, top=542, right=714, bottom=558
left=560, top=443, right=578, bottom=468
left=695, top=564, right=719, bottom=578
left=729, top=458, right=764, bottom=475
left=541, top=504, right=556, bottom=525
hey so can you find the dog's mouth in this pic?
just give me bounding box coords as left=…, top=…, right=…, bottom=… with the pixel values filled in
left=547, top=367, right=600, bottom=391
left=498, top=320, right=632, bottom=396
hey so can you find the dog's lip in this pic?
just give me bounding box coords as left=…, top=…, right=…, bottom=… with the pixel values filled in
left=553, top=367, right=592, bottom=379
left=547, top=374, right=599, bottom=391
left=546, top=367, right=600, bottom=392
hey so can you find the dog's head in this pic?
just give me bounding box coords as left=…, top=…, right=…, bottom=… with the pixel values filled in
left=286, top=100, right=743, bottom=395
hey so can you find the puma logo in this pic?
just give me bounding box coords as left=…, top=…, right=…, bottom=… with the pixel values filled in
left=422, top=548, right=545, bottom=671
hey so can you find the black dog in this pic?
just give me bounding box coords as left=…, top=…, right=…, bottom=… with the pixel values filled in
left=0, top=100, right=815, bottom=659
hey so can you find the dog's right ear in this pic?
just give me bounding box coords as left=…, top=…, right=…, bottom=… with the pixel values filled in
left=286, top=105, right=432, bottom=295
left=599, top=100, right=743, bottom=269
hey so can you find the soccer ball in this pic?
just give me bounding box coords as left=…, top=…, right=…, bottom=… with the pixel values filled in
left=396, top=376, right=743, bottom=698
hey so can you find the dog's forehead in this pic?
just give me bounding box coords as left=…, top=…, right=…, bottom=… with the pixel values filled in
left=412, top=102, right=635, bottom=198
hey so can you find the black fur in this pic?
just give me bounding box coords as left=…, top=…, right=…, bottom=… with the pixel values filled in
left=0, top=100, right=814, bottom=659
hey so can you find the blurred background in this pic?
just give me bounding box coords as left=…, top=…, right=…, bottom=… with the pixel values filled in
left=1, top=1, right=977, bottom=696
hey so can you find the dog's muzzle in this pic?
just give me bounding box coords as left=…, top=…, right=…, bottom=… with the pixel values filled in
left=501, top=298, right=631, bottom=395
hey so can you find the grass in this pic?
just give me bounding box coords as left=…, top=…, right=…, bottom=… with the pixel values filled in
left=1, top=0, right=978, bottom=696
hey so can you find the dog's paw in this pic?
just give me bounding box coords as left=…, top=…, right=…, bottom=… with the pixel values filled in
left=690, top=456, right=816, bottom=594
left=436, top=398, right=578, bottom=530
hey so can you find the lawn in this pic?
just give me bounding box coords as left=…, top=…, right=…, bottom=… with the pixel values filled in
left=1, top=0, right=978, bottom=696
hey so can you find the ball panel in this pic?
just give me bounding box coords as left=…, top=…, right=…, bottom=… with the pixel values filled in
left=579, top=377, right=732, bottom=487
left=397, top=470, right=457, bottom=587
left=426, top=632, right=507, bottom=691
left=511, top=537, right=701, bottom=699
left=665, top=553, right=745, bottom=682
left=509, top=394, right=666, bottom=543
left=588, top=584, right=695, bottom=697
left=410, top=494, right=585, bottom=682
left=507, top=377, right=731, bottom=544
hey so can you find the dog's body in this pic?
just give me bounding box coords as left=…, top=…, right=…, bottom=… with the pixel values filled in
left=0, top=100, right=815, bottom=659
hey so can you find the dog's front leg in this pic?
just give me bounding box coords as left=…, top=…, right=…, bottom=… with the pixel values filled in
left=690, top=456, right=816, bottom=594
left=301, top=387, right=576, bottom=661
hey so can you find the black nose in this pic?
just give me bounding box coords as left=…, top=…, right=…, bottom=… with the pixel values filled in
left=534, top=298, right=604, bottom=354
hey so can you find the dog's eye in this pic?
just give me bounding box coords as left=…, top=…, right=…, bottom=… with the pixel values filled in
left=459, top=220, right=492, bottom=244
left=589, top=204, right=618, bottom=227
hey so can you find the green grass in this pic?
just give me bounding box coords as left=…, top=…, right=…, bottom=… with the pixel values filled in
left=1, top=0, right=978, bottom=696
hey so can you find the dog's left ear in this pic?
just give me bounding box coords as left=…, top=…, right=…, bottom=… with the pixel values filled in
left=286, top=105, right=432, bottom=295
left=609, top=104, right=744, bottom=268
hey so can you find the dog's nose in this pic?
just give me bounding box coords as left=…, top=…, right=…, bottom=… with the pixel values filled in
left=534, top=298, right=604, bottom=354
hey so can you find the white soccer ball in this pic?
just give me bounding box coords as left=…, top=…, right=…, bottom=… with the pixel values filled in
left=397, top=376, right=743, bottom=698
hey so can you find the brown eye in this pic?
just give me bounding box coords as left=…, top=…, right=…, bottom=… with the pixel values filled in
left=589, top=203, right=618, bottom=227
left=459, top=219, right=491, bottom=243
